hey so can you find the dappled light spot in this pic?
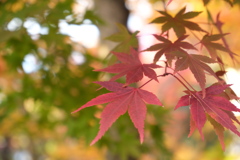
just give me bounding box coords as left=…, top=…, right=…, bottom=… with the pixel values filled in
left=70, top=51, right=85, bottom=65
left=22, top=54, right=41, bottom=74
left=7, top=18, right=22, bottom=31
left=226, top=68, right=240, bottom=115
left=59, top=20, right=99, bottom=48
left=23, top=18, right=41, bottom=35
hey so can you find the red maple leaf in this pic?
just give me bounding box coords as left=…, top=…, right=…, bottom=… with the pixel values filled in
left=72, top=81, right=162, bottom=145
left=175, top=84, right=240, bottom=150
left=95, top=48, right=161, bottom=85
left=172, top=50, right=219, bottom=96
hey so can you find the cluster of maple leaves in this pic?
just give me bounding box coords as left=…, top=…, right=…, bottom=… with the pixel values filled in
left=72, top=5, right=240, bottom=150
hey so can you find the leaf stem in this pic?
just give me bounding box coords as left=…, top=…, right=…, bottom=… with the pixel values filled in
left=168, top=73, right=192, bottom=92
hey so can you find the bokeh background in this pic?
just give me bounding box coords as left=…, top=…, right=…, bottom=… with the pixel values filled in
left=0, top=0, right=240, bottom=160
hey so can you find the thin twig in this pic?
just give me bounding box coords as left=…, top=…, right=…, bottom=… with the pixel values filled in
left=138, top=73, right=168, bottom=89
left=167, top=67, right=197, bottom=91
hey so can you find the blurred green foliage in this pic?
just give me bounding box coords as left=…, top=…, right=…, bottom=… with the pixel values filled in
left=0, top=0, right=171, bottom=159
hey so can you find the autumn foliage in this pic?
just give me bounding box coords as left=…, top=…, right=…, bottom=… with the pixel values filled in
left=73, top=3, right=240, bottom=150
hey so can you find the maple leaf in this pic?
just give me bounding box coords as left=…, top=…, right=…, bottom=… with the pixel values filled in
left=202, top=0, right=210, bottom=5
left=151, top=7, right=205, bottom=37
left=144, top=34, right=197, bottom=64
left=214, top=13, right=238, bottom=61
left=224, top=0, right=234, bottom=6
left=72, top=81, right=162, bottom=145
left=95, top=48, right=161, bottom=85
left=203, top=0, right=233, bottom=6
left=204, top=11, right=238, bottom=61
left=172, top=51, right=219, bottom=96
left=207, top=115, right=225, bottom=149
left=214, top=71, right=239, bottom=100
left=105, top=23, right=139, bottom=54
left=200, top=34, right=231, bottom=60
left=175, top=84, right=240, bottom=150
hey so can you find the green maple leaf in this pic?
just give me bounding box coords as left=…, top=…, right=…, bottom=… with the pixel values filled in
left=105, top=23, right=139, bottom=54
left=151, top=7, right=205, bottom=37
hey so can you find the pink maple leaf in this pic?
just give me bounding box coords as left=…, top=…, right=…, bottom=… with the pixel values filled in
left=72, top=81, right=162, bottom=145
left=95, top=48, right=161, bottom=85
left=175, top=84, right=240, bottom=150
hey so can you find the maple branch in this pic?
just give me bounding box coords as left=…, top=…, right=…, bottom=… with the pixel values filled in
left=138, top=73, right=169, bottom=89
left=139, top=61, right=169, bottom=89
left=139, top=71, right=194, bottom=95
left=190, top=30, right=202, bottom=42
left=168, top=73, right=193, bottom=92
left=177, top=73, right=197, bottom=91
left=167, top=67, right=197, bottom=91
left=195, top=22, right=214, bottom=25
left=138, top=61, right=196, bottom=91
